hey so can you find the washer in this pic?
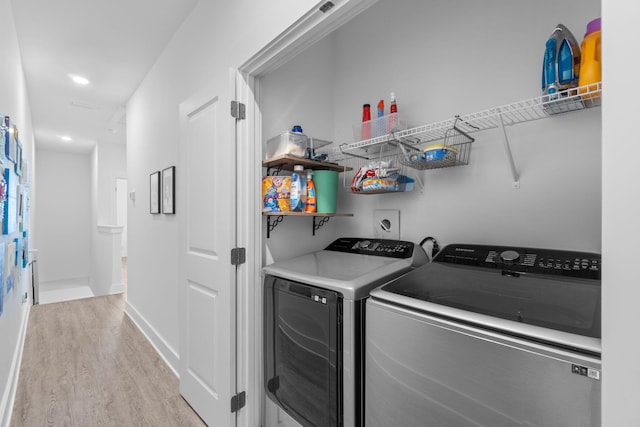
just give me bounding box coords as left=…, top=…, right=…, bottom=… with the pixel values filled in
left=366, top=243, right=601, bottom=427
left=263, top=237, right=427, bottom=427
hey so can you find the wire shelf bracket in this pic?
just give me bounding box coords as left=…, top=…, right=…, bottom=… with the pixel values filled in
left=497, top=110, right=520, bottom=188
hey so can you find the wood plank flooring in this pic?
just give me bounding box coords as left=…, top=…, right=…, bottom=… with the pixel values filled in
left=11, top=294, right=207, bottom=426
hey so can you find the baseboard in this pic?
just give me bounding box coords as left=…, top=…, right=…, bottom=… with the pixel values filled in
left=0, top=302, right=30, bottom=427
left=124, top=301, right=180, bottom=378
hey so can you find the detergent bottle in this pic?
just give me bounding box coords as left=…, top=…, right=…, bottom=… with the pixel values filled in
left=578, top=18, right=601, bottom=98
left=290, top=165, right=306, bottom=212
left=304, top=171, right=316, bottom=213
left=542, top=24, right=581, bottom=95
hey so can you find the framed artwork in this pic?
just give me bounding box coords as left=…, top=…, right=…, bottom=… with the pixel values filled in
left=2, top=168, right=16, bottom=235
left=3, top=117, right=12, bottom=163
left=5, top=241, right=15, bottom=293
left=162, top=166, right=175, bottom=214
left=150, top=171, right=160, bottom=214
left=4, top=124, right=17, bottom=164
left=15, top=141, right=22, bottom=176
left=22, top=231, right=28, bottom=268
left=0, top=242, right=4, bottom=317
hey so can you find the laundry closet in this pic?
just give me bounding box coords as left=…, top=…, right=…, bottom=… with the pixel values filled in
left=258, top=0, right=601, bottom=425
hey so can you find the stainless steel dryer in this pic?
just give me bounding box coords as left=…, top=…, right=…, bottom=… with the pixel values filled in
left=366, top=243, right=601, bottom=427
left=263, top=237, right=427, bottom=427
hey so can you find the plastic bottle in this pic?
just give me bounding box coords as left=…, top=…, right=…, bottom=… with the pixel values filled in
left=388, top=92, right=398, bottom=132
left=304, top=172, right=316, bottom=213
left=290, top=165, right=306, bottom=212
left=578, top=18, right=601, bottom=99
left=362, top=104, right=371, bottom=140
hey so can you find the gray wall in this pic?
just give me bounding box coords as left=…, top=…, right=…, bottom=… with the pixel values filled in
left=262, top=0, right=601, bottom=259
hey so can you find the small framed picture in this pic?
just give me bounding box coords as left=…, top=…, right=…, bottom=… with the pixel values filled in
left=15, top=141, right=22, bottom=176
left=150, top=171, right=160, bottom=214
left=162, top=166, right=175, bottom=214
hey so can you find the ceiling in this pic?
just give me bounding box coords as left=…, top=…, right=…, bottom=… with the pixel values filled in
left=11, top=0, right=199, bottom=154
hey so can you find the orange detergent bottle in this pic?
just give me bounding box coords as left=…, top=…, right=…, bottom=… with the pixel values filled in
left=304, top=171, right=316, bottom=213
left=579, top=18, right=601, bottom=98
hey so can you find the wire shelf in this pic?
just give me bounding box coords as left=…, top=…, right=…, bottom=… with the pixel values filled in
left=330, top=82, right=602, bottom=162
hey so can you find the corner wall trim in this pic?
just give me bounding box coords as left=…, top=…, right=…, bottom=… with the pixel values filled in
left=124, top=301, right=180, bottom=378
left=0, top=302, right=31, bottom=427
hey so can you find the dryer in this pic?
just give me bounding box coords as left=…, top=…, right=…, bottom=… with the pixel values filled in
left=263, top=237, right=427, bottom=427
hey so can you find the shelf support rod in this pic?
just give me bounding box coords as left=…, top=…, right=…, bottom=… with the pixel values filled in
left=497, top=110, right=520, bottom=188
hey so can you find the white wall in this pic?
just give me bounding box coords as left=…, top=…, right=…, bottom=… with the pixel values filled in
left=262, top=0, right=601, bottom=259
left=34, top=149, right=91, bottom=284
left=0, top=0, right=35, bottom=423
left=125, top=0, right=323, bottom=371
left=601, top=0, right=640, bottom=424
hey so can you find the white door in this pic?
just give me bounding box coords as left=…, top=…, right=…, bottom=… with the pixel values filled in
left=179, top=68, right=238, bottom=426
left=116, top=178, right=128, bottom=257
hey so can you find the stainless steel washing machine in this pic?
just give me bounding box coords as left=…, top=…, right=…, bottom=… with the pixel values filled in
left=366, top=243, right=601, bottom=427
left=263, top=237, right=428, bottom=427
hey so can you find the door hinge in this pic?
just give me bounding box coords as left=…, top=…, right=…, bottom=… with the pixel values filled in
left=230, top=100, right=245, bottom=120
left=231, top=247, right=246, bottom=266
left=231, top=391, right=246, bottom=413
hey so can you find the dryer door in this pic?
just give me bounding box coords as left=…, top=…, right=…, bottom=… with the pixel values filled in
left=264, top=275, right=342, bottom=427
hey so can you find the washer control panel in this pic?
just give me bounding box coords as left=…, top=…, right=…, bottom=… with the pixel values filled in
left=325, top=237, right=415, bottom=259
left=437, top=244, right=601, bottom=280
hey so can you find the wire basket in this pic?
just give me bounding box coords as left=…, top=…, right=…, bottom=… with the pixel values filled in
left=342, top=143, right=415, bottom=194
left=401, top=119, right=474, bottom=170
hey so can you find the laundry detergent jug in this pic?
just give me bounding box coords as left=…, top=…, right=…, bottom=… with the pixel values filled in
left=578, top=18, right=601, bottom=98
left=542, top=24, right=581, bottom=95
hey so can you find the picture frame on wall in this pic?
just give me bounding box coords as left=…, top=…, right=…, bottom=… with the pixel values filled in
left=162, top=166, right=175, bottom=214
left=5, top=241, right=15, bottom=293
left=150, top=171, right=160, bottom=214
left=2, top=168, right=16, bottom=235
left=0, top=242, right=4, bottom=317
left=15, top=141, right=22, bottom=176
left=4, top=124, right=17, bottom=164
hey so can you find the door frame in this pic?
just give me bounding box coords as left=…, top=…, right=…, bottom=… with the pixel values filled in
left=235, top=1, right=379, bottom=425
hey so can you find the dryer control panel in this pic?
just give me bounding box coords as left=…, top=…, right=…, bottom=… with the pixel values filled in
left=326, top=237, right=415, bottom=259
left=436, top=243, right=601, bottom=280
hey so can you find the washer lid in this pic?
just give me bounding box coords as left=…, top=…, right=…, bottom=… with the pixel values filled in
left=263, top=250, right=416, bottom=300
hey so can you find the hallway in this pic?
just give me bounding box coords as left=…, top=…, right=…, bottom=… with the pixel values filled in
left=10, top=293, right=205, bottom=426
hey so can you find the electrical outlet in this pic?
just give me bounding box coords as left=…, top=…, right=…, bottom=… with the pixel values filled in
left=373, top=209, right=399, bottom=239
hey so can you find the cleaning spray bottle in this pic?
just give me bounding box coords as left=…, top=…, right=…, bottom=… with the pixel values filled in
left=388, top=92, right=398, bottom=132
left=542, top=24, right=581, bottom=95
left=304, top=171, right=316, bottom=213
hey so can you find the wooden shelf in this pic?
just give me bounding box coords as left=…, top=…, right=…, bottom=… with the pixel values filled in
left=262, top=212, right=353, bottom=217
left=262, top=155, right=352, bottom=172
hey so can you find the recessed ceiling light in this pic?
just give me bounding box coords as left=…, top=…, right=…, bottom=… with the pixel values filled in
left=69, top=74, right=90, bottom=85
left=58, top=135, right=72, bottom=142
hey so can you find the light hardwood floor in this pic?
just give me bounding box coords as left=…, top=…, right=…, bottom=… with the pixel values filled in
left=11, top=294, right=206, bottom=426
